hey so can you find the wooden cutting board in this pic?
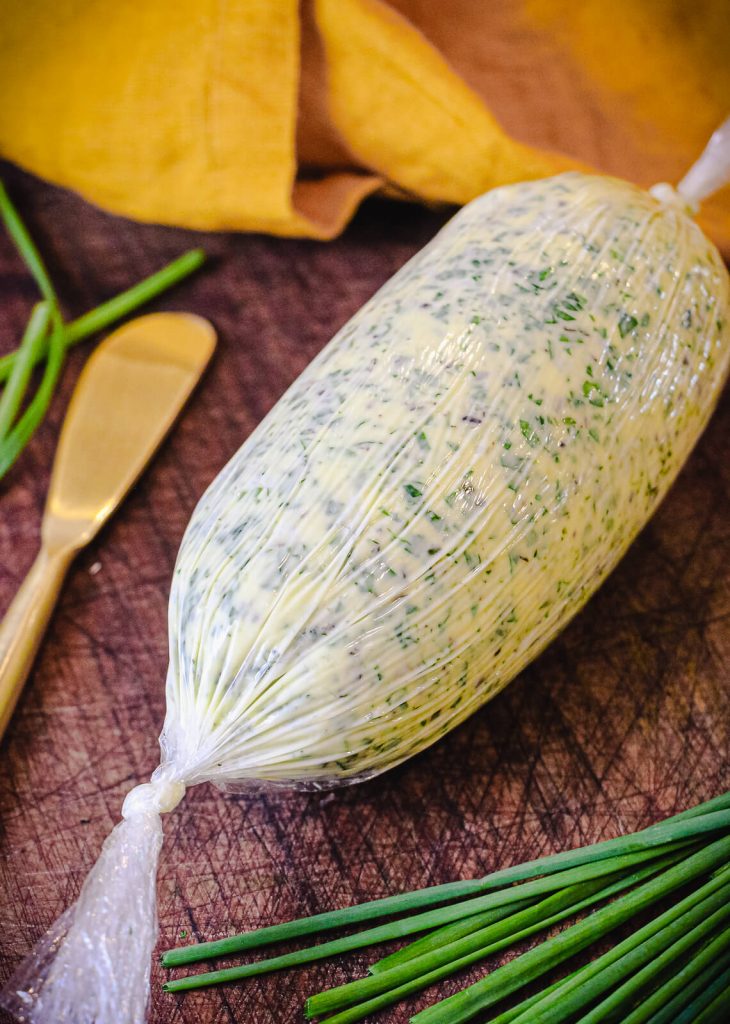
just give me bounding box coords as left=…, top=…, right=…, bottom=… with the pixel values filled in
left=0, top=161, right=728, bottom=1023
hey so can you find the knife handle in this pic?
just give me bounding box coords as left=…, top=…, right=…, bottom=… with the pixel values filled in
left=0, top=545, right=74, bottom=740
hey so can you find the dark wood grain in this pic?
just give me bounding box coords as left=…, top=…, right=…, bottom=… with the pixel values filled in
left=0, top=161, right=728, bottom=1023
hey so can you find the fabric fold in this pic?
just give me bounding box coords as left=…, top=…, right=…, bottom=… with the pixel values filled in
left=0, top=0, right=727, bottom=247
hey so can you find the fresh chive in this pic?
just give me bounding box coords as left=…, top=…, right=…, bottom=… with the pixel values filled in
left=161, top=887, right=485, bottom=968
left=0, top=179, right=69, bottom=476
left=642, top=953, right=730, bottom=1024
left=164, top=851, right=667, bottom=998
left=368, top=847, right=688, bottom=976
left=368, top=907, right=526, bottom=977
left=622, top=930, right=730, bottom=1024
left=364, top=896, right=542, bottom=977
left=0, top=317, right=66, bottom=479
left=482, top=972, right=583, bottom=1024
left=577, top=908, right=730, bottom=1024
left=0, top=249, right=206, bottom=385
left=306, top=860, right=669, bottom=1024
left=305, top=853, right=681, bottom=1019
left=0, top=180, right=59, bottom=306
left=161, top=805, right=730, bottom=968
left=411, top=836, right=730, bottom=1024
left=0, top=302, right=51, bottom=439
left=500, top=866, right=730, bottom=1024
left=62, top=250, right=206, bottom=347
left=162, top=898, right=534, bottom=994
left=304, top=883, right=606, bottom=1024
left=0, top=179, right=205, bottom=478
left=666, top=791, right=730, bottom=822
left=306, top=881, right=610, bottom=1018
left=683, top=971, right=730, bottom=1024
left=314, top=966, right=581, bottom=1024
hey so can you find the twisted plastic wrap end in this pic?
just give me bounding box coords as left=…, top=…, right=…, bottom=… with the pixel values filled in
left=0, top=768, right=185, bottom=1024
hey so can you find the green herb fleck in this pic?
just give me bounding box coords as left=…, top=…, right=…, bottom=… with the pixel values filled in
left=520, top=420, right=539, bottom=447
left=618, top=313, right=638, bottom=337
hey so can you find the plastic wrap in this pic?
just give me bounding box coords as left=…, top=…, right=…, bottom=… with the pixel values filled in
left=3, top=124, right=730, bottom=1023
left=677, top=116, right=730, bottom=209
left=160, top=172, right=730, bottom=790
left=1, top=768, right=183, bottom=1023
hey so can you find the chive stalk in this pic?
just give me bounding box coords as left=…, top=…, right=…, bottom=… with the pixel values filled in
left=641, top=954, right=730, bottom=1024
left=162, top=804, right=730, bottom=968
left=163, top=898, right=536, bottom=994
left=575, top=907, right=730, bottom=1024
left=305, top=856, right=680, bottom=1020
left=0, top=317, right=66, bottom=478
left=495, top=864, right=728, bottom=1024
left=483, top=972, right=582, bottom=1024
left=0, top=179, right=206, bottom=478
left=304, top=859, right=671, bottom=1024
left=621, top=931, right=730, bottom=1024
left=165, top=842, right=682, bottom=982
left=0, top=249, right=206, bottom=386
left=665, top=791, right=730, bottom=821
left=410, top=836, right=730, bottom=1024
left=368, top=847, right=688, bottom=975
left=0, top=302, right=51, bottom=439
left=161, top=792, right=730, bottom=1024
left=683, top=973, right=730, bottom=1024
left=0, top=181, right=59, bottom=306
left=0, top=179, right=68, bottom=473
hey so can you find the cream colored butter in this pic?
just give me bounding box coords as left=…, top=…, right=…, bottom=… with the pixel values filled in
left=163, top=173, right=730, bottom=786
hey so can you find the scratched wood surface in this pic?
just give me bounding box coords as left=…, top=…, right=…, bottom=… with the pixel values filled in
left=0, top=159, right=728, bottom=1024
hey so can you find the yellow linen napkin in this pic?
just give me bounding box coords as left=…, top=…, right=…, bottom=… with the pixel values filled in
left=0, top=0, right=727, bottom=247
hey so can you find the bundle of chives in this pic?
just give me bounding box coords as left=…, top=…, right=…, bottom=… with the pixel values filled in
left=163, top=792, right=730, bottom=968
left=0, top=180, right=206, bottom=480
left=162, top=792, right=730, bottom=1023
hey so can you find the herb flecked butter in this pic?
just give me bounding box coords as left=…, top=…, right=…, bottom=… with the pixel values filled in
left=164, top=173, right=730, bottom=786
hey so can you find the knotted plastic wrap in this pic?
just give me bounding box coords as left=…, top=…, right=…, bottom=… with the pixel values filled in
left=3, top=124, right=730, bottom=1023
left=677, top=117, right=730, bottom=210
left=1, top=768, right=184, bottom=1024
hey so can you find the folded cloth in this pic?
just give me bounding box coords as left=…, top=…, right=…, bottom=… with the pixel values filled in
left=0, top=0, right=727, bottom=246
